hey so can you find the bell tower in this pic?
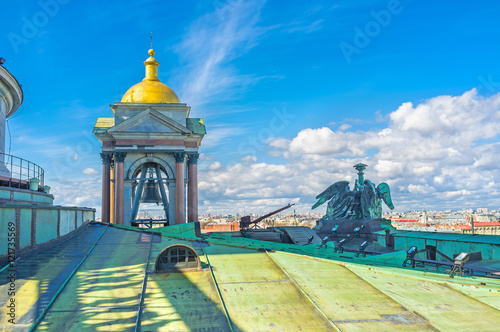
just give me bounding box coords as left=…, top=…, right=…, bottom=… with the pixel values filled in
left=93, top=45, right=205, bottom=226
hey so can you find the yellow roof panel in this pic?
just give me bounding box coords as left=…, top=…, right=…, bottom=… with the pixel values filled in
left=94, top=117, right=115, bottom=128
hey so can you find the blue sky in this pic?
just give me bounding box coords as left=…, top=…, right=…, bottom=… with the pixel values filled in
left=2, top=0, right=500, bottom=215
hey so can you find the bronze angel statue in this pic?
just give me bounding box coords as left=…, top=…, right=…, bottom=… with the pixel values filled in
left=312, top=164, right=394, bottom=220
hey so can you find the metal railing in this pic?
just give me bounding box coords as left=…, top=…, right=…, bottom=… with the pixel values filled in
left=0, top=152, right=45, bottom=189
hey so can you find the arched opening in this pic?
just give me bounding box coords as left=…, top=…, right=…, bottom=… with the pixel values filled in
left=131, top=162, right=170, bottom=227
left=155, top=244, right=200, bottom=272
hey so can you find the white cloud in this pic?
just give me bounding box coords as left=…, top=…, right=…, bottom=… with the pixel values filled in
left=199, top=89, right=500, bottom=214
left=268, top=137, right=291, bottom=150
left=445, top=190, right=472, bottom=198
left=50, top=176, right=101, bottom=215
left=288, top=127, right=349, bottom=155
left=285, top=19, right=324, bottom=34
left=373, top=160, right=404, bottom=179
left=241, top=155, right=258, bottom=164
left=82, top=168, right=99, bottom=175
left=338, top=123, right=352, bottom=131
left=407, top=184, right=436, bottom=195
left=208, top=161, right=222, bottom=171
left=389, top=89, right=500, bottom=142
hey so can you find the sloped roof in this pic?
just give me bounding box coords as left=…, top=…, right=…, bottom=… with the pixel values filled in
left=1, top=222, right=500, bottom=331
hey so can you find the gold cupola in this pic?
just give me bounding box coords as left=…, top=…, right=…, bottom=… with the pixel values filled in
left=121, top=48, right=180, bottom=104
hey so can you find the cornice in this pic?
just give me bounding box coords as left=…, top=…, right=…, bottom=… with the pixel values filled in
left=0, top=66, right=23, bottom=118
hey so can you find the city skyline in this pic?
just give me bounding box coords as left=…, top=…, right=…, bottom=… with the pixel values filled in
left=2, top=0, right=500, bottom=215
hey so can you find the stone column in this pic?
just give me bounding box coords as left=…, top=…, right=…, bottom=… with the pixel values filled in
left=168, top=180, right=177, bottom=226
left=114, top=152, right=127, bottom=225
left=110, top=162, right=115, bottom=223
left=100, top=152, right=112, bottom=223
left=187, top=153, right=199, bottom=223
left=174, top=152, right=185, bottom=225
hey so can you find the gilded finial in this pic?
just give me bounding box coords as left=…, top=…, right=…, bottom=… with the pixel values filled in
left=120, top=32, right=181, bottom=104
left=149, top=32, right=155, bottom=56
left=143, top=33, right=159, bottom=82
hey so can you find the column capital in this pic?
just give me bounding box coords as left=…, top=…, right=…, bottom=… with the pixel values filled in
left=100, top=152, right=113, bottom=164
left=173, top=152, right=186, bottom=163
left=187, top=153, right=199, bottom=165
left=114, top=151, right=127, bottom=163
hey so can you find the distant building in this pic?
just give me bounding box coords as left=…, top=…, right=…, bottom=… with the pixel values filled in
left=473, top=214, right=497, bottom=222
left=458, top=221, right=500, bottom=235
left=441, top=214, right=466, bottom=224
left=204, top=221, right=239, bottom=232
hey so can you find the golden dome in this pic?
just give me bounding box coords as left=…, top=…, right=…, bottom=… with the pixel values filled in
left=121, top=48, right=180, bottom=104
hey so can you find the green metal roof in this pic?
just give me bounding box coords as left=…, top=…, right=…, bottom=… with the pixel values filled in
left=461, top=234, right=500, bottom=245
left=1, top=222, right=500, bottom=331
left=392, top=229, right=500, bottom=245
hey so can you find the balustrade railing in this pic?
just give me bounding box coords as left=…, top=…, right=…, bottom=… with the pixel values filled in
left=0, top=153, right=45, bottom=190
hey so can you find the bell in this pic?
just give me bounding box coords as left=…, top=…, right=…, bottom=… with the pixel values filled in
left=140, top=179, right=162, bottom=203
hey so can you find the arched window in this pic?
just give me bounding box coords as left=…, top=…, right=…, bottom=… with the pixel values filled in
left=155, top=244, right=200, bottom=272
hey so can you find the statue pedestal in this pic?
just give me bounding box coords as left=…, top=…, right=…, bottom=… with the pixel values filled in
left=313, top=218, right=385, bottom=241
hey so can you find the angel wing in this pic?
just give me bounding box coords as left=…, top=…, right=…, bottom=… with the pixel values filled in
left=377, top=182, right=394, bottom=210
left=311, top=181, right=349, bottom=210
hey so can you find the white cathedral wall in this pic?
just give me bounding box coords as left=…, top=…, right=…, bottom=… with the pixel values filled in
left=0, top=87, right=9, bottom=177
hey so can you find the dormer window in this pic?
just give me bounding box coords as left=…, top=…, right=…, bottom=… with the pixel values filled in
left=155, top=244, right=200, bottom=272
